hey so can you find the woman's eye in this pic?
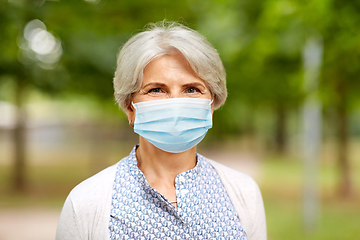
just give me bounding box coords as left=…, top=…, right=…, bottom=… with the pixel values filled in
left=148, top=88, right=162, bottom=93
left=186, top=87, right=200, bottom=93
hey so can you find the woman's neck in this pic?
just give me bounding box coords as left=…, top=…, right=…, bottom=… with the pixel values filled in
left=136, top=137, right=197, bottom=204
left=136, top=137, right=197, bottom=180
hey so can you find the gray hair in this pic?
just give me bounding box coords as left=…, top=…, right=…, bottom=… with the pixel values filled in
left=113, top=21, right=227, bottom=111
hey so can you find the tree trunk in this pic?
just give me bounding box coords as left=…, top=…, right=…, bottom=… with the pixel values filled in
left=275, top=103, right=287, bottom=154
left=337, top=81, right=352, bottom=198
left=13, top=79, right=27, bottom=192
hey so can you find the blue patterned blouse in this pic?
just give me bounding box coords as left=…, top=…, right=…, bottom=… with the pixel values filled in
left=109, top=146, right=247, bottom=239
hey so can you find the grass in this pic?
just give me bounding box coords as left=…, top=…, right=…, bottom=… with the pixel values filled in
left=261, top=155, right=360, bottom=240
left=265, top=195, right=360, bottom=240
left=0, top=151, right=359, bottom=240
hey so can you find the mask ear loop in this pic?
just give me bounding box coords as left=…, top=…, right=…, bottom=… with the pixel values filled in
left=209, top=99, right=214, bottom=106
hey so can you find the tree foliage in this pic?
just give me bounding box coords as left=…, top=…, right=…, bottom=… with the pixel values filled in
left=1, top=0, right=360, bottom=195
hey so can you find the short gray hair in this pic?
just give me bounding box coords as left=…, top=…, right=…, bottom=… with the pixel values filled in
left=113, top=21, right=227, bottom=111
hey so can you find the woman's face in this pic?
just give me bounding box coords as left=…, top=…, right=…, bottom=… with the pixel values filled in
left=127, top=52, right=213, bottom=122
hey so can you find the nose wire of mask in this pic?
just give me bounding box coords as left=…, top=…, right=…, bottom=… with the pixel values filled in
left=132, top=98, right=212, bottom=153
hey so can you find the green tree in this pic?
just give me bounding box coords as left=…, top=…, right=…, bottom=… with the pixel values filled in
left=194, top=0, right=360, bottom=197
left=317, top=0, right=360, bottom=197
left=195, top=0, right=304, bottom=152
left=0, top=0, right=66, bottom=191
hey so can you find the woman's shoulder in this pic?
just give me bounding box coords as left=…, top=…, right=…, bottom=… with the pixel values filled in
left=67, top=163, right=119, bottom=203
left=205, top=158, right=262, bottom=210
left=206, top=158, right=258, bottom=188
left=68, top=148, right=136, bottom=201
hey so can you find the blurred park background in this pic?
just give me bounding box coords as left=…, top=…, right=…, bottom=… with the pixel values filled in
left=1, top=0, right=360, bottom=239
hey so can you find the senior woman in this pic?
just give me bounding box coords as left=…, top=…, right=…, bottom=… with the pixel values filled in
left=56, top=21, right=266, bottom=240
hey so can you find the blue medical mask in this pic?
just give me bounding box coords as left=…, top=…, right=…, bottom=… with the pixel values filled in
left=132, top=98, right=213, bottom=153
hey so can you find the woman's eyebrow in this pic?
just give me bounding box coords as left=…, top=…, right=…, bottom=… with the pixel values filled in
left=142, top=82, right=167, bottom=88
left=182, top=82, right=206, bottom=88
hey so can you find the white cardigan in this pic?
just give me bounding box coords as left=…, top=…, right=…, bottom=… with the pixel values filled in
left=56, top=159, right=267, bottom=240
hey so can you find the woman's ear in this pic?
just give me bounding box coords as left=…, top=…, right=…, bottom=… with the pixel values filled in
left=126, top=103, right=136, bottom=127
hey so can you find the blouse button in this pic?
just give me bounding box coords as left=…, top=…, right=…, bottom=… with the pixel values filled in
left=179, top=176, right=185, bottom=183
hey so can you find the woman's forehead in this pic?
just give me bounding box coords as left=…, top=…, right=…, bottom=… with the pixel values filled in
left=141, top=53, right=204, bottom=86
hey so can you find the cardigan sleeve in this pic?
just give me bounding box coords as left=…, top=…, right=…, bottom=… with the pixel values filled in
left=245, top=176, right=267, bottom=240
left=56, top=195, right=83, bottom=240
left=55, top=164, right=118, bottom=240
